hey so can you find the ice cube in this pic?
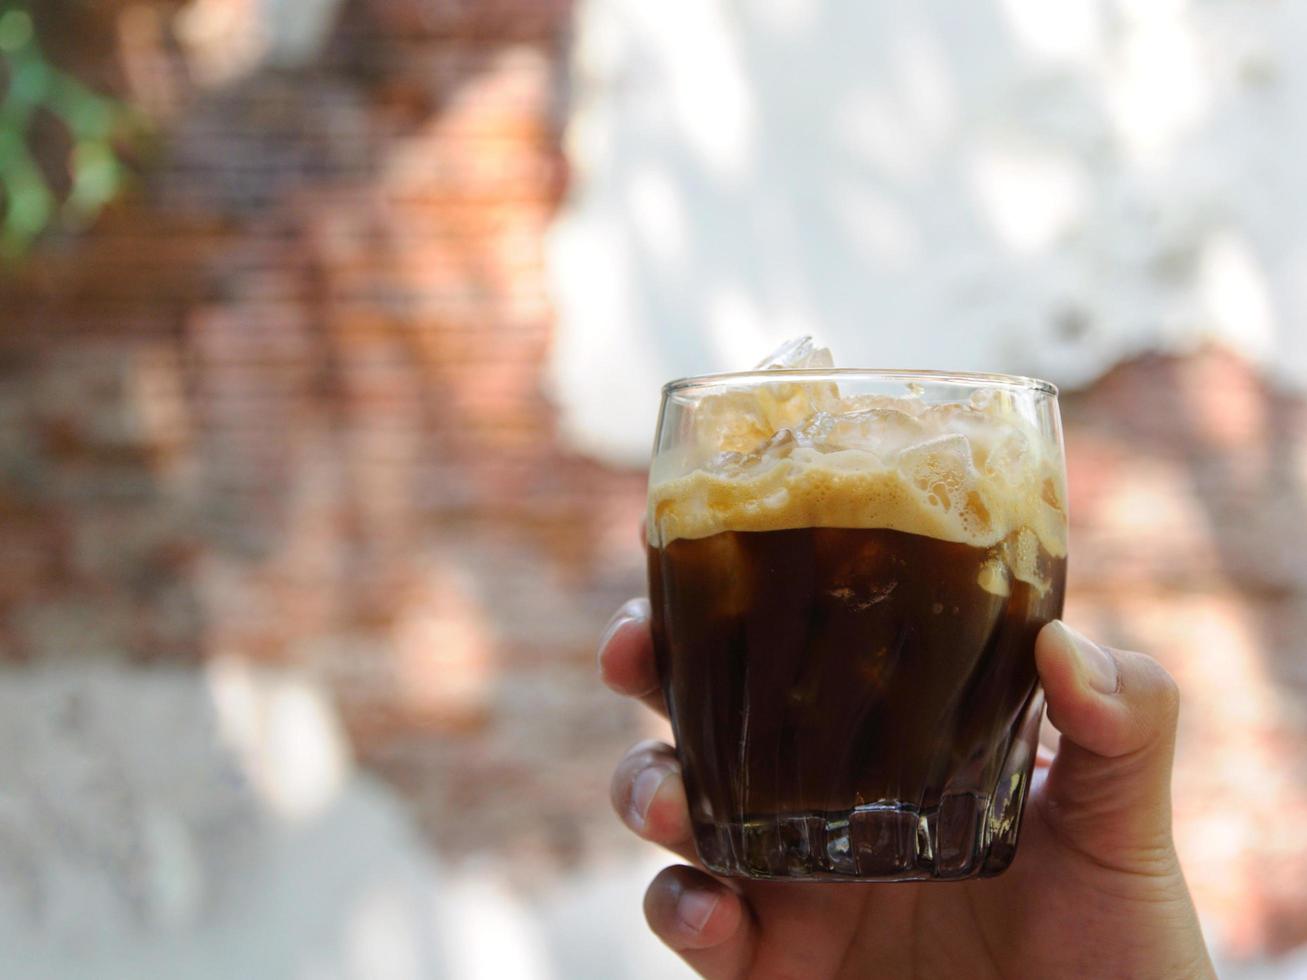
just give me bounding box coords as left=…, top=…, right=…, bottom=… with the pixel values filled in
left=753, top=335, right=835, bottom=370
left=763, top=427, right=800, bottom=454
left=693, top=390, right=772, bottom=454
left=822, top=407, right=926, bottom=455
left=980, top=429, right=1031, bottom=483
left=687, top=531, right=754, bottom=619
left=706, top=437, right=788, bottom=477
left=693, top=337, right=839, bottom=457
left=896, top=434, right=977, bottom=512
left=840, top=393, right=928, bottom=418
left=794, top=411, right=834, bottom=447
left=822, top=532, right=900, bottom=612
left=755, top=379, right=836, bottom=433
left=708, top=450, right=755, bottom=474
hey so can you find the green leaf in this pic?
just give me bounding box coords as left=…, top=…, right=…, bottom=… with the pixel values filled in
left=8, top=57, right=53, bottom=108
left=0, top=9, right=34, bottom=54
left=67, top=140, right=122, bottom=214
left=0, top=2, right=146, bottom=260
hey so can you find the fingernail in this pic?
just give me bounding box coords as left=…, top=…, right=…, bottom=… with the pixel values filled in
left=676, top=889, right=719, bottom=935
left=597, top=599, right=646, bottom=674
left=628, top=765, right=670, bottom=832
left=1055, top=621, right=1119, bottom=695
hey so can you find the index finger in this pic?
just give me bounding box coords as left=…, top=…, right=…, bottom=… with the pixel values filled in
left=598, top=598, right=669, bottom=719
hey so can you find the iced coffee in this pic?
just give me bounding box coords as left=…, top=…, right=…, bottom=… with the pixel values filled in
left=646, top=341, right=1067, bottom=880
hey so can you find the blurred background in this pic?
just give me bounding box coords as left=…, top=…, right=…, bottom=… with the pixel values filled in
left=1, top=0, right=1306, bottom=976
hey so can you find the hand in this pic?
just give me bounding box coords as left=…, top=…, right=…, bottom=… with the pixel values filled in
left=600, top=600, right=1216, bottom=979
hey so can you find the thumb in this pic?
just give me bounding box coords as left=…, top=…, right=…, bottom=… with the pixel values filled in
left=1035, top=620, right=1182, bottom=872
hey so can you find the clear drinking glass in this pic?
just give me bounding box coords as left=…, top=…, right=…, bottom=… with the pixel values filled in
left=645, top=369, right=1067, bottom=881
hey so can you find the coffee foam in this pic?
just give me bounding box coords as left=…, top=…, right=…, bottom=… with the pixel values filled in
left=648, top=384, right=1067, bottom=593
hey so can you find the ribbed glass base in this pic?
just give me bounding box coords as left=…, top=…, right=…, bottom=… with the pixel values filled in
left=696, top=787, right=1027, bottom=881
left=691, top=693, right=1042, bottom=882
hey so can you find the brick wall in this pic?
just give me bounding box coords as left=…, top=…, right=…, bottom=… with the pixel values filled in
left=1, top=0, right=1305, bottom=960
left=1, top=0, right=646, bottom=874
left=1061, top=349, right=1307, bottom=955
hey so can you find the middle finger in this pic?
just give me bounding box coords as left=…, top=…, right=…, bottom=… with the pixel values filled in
left=598, top=599, right=668, bottom=718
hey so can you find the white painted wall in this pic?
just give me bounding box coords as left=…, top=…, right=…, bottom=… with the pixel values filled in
left=0, top=663, right=691, bottom=980
left=550, top=0, right=1307, bottom=463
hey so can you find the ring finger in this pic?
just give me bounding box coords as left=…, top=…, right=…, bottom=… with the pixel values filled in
left=611, top=739, right=698, bottom=864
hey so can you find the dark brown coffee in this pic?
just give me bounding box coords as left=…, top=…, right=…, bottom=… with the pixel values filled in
left=648, top=526, right=1066, bottom=880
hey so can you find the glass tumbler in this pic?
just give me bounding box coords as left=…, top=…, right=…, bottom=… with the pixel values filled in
left=645, top=370, right=1067, bottom=881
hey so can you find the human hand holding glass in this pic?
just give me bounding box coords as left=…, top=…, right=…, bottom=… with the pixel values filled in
left=601, top=343, right=1214, bottom=976
left=600, top=605, right=1215, bottom=978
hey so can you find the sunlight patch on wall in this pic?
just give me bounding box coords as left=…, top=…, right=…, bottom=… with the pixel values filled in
left=391, top=565, right=497, bottom=729
left=1104, top=0, right=1210, bottom=168
left=175, top=0, right=344, bottom=86
left=347, top=883, right=426, bottom=980
left=441, top=873, right=553, bottom=980
left=207, top=658, right=351, bottom=823
left=1197, top=232, right=1275, bottom=362
left=836, top=183, right=922, bottom=270
left=552, top=0, right=1307, bottom=462
left=706, top=288, right=770, bottom=369
left=969, top=142, right=1089, bottom=254
left=754, top=0, right=819, bottom=36
left=835, top=33, right=956, bottom=184
left=620, top=0, right=755, bottom=179
left=1000, top=0, right=1103, bottom=63
left=627, top=167, right=688, bottom=264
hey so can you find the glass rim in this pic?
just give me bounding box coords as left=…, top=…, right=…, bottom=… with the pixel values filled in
left=662, top=368, right=1058, bottom=397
